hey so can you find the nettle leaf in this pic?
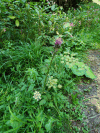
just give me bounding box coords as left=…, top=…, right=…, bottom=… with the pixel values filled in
left=85, top=67, right=97, bottom=79
left=71, top=65, right=85, bottom=76
left=8, top=16, right=16, bottom=19
left=15, top=20, right=19, bottom=27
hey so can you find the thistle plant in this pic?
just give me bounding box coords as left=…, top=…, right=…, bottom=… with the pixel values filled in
left=42, top=37, right=63, bottom=92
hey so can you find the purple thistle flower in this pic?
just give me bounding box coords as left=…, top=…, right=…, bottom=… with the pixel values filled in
left=70, top=23, right=74, bottom=27
left=3, top=28, right=6, bottom=32
left=54, top=37, right=63, bottom=48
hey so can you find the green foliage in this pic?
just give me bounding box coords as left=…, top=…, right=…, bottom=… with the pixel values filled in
left=0, top=0, right=99, bottom=132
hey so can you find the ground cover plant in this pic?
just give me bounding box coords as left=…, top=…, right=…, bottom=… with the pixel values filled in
left=0, top=0, right=100, bottom=132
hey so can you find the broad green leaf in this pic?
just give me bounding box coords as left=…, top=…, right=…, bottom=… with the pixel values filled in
left=85, top=67, right=97, bottom=79
left=75, top=62, right=85, bottom=67
left=39, top=99, right=46, bottom=105
left=15, top=20, right=19, bottom=27
left=71, top=65, right=85, bottom=76
left=8, top=16, right=16, bottom=19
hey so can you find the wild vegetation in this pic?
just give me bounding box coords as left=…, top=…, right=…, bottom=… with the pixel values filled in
left=0, top=0, right=100, bottom=132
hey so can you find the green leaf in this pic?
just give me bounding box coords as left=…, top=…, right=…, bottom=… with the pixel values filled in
left=39, top=99, right=46, bottom=105
left=71, top=65, right=85, bottom=76
left=75, top=62, right=85, bottom=67
left=45, top=117, right=55, bottom=132
left=85, top=67, right=97, bottom=79
left=63, top=22, right=70, bottom=29
left=35, top=8, right=39, bottom=15
left=21, top=0, right=26, bottom=3
left=28, top=84, right=35, bottom=91
left=49, top=102, right=54, bottom=107
left=4, top=127, right=21, bottom=133
left=40, top=21, right=44, bottom=27
left=8, top=106, right=24, bottom=123
left=8, top=16, right=16, bottom=19
left=48, top=21, right=52, bottom=25
left=51, top=4, right=55, bottom=11
left=0, top=105, right=5, bottom=109
left=15, top=20, right=19, bottom=27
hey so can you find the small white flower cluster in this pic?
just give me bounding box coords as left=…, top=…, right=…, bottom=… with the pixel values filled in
left=46, top=75, right=62, bottom=89
left=60, top=52, right=79, bottom=68
left=33, top=91, right=41, bottom=101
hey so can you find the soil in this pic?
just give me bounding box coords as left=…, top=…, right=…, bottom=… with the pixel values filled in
left=72, top=49, right=100, bottom=133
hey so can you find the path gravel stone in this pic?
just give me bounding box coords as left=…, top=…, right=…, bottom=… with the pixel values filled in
left=77, top=49, right=100, bottom=133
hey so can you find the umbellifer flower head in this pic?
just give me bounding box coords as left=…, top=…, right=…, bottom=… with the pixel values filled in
left=33, top=91, right=41, bottom=101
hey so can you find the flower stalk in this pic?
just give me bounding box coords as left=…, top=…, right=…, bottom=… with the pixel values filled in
left=42, top=37, right=63, bottom=92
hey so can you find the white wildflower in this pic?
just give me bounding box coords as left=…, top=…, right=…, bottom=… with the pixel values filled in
left=33, top=91, right=41, bottom=101
left=58, top=84, right=62, bottom=88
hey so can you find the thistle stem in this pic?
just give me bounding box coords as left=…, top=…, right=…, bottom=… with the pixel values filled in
left=42, top=50, right=57, bottom=92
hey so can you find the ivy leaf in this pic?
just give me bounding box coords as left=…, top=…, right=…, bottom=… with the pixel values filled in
left=71, top=65, right=85, bottom=76
left=8, top=16, right=16, bottom=19
left=15, top=20, right=19, bottom=27
left=85, top=67, right=97, bottom=79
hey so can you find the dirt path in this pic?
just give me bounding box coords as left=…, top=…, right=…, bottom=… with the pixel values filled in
left=92, top=0, right=100, bottom=5
left=77, top=49, right=100, bottom=132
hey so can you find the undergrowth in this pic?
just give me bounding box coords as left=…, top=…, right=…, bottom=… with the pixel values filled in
left=0, top=0, right=100, bottom=132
